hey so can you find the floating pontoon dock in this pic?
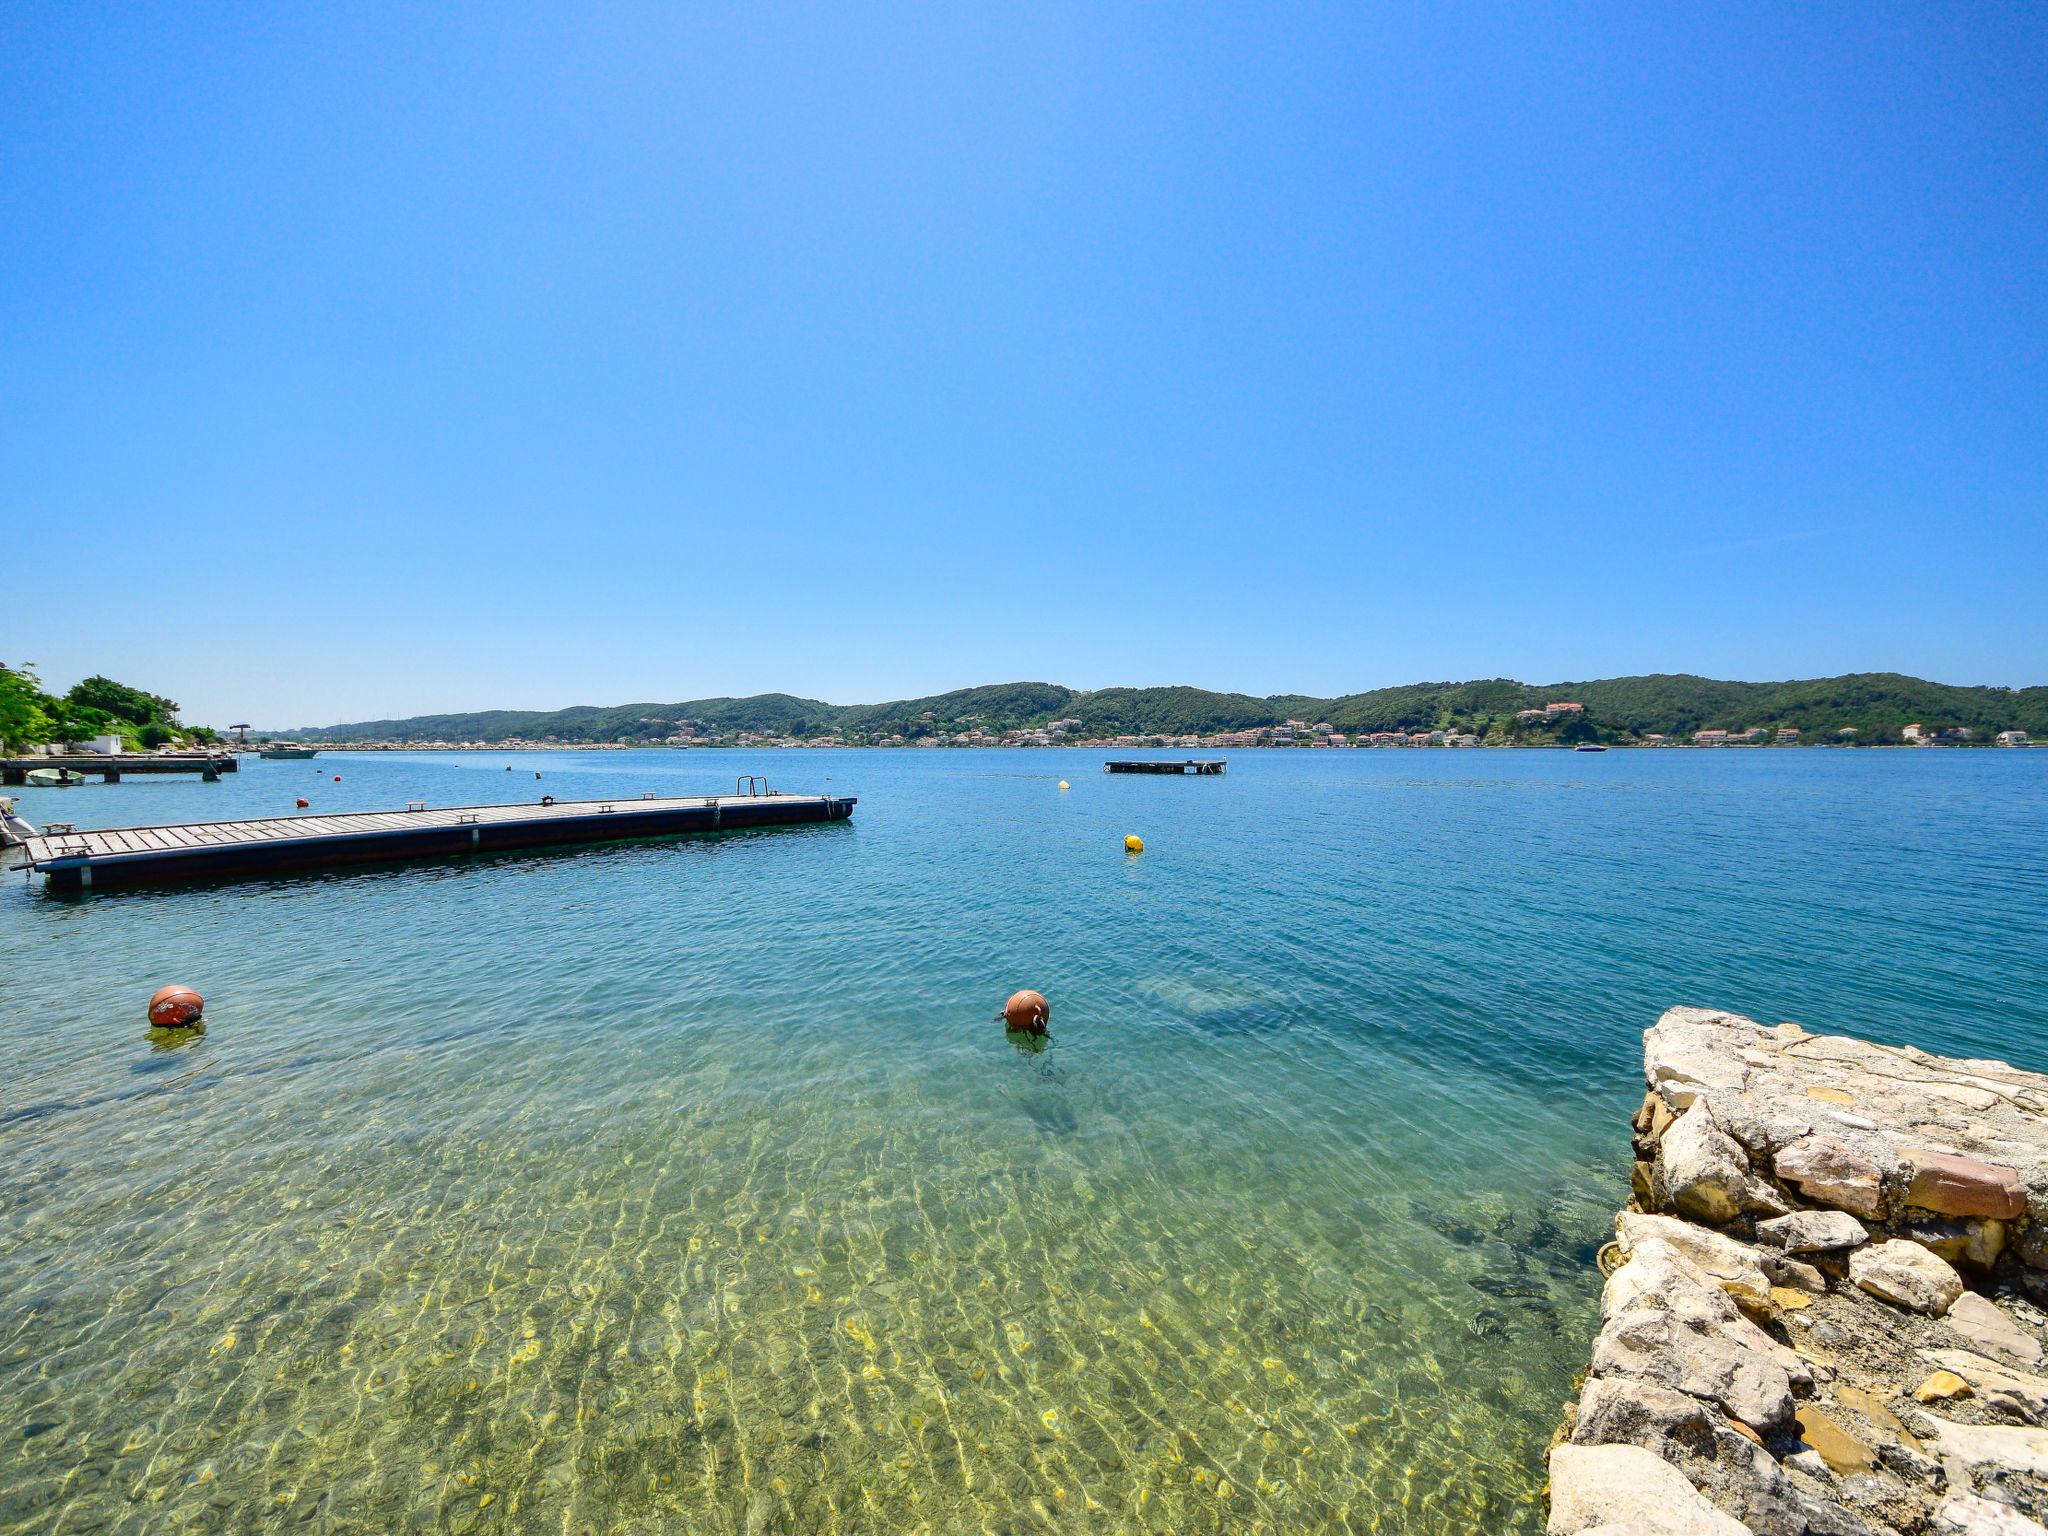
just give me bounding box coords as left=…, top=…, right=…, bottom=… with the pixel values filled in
left=10, top=787, right=855, bottom=891
left=1, top=753, right=238, bottom=784
left=1103, top=759, right=1227, bottom=775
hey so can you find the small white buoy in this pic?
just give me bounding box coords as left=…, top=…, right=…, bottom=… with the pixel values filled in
left=1057, top=780, right=1070, bottom=790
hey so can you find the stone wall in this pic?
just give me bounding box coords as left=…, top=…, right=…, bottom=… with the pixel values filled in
left=1549, top=1008, right=2048, bottom=1536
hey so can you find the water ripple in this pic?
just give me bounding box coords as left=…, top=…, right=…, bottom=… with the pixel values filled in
left=2, top=747, right=2043, bottom=1533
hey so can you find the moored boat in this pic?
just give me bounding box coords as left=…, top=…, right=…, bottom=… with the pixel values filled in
left=1574, top=743, right=1609, bottom=752
left=259, top=744, right=320, bottom=759
left=0, top=796, right=35, bottom=846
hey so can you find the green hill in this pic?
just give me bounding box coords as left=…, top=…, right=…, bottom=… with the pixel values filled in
left=278, top=673, right=2048, bottom=746
left=1, top=663, right=218, bottom=751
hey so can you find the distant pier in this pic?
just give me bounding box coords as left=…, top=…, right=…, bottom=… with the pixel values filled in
left=11, top=787, right=855, bottom=891
left=0, top=752, right=238, bottom=785
left=1103, top=758, right=1227, bottom=775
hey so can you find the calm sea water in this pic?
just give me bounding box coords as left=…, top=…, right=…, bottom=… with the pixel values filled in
left=3, top=748, right=2044, bottom=1535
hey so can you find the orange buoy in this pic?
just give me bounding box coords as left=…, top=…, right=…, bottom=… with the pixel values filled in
left=148, top=985, right=204, bottom=1028
left=1002, top=989, right=1050, bottom=1034
left=296, top=797, right=310, bottom=808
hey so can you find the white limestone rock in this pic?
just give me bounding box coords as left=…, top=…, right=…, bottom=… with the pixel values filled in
left=1547, top=1442, right=1752, bottom=1536
left=1919, top=1347, right=2048, bottom=1423
left=1571, top=1376, right=1715, bottom=1450
left=1595, top=1240, right=1801, bottom=1429
left=1767, top=1254, right=1827, bottom=1295
left=1947, top=1292, right=2048, bottom=1368
left=1659, top=1102, right=1759, bottom=1224
left=1642, top=1008, right=2048, bottom=1254
left=1756, top=1209, right=1870, bottom=1255
left=1773, top=1135, right=1888, bottom=1219
left=1647, top=1009, right=1760, bottom=1112
left=1850, top=1239, right=1966, bottom=1316
left=1783, top=1448, right=1830, bottom=1480
left=1933, top=1492, right=2048, bottom=1534
left=1571, top=1368, right=1803, bottom=1532
left=1616, top=1213, right=1772, bottom=1310
left=1594, top=1008, right=2048, bottom=1536
left=1919, top=1416, right=2048, bottom=1478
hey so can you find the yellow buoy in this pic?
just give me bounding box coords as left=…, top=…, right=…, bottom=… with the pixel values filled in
left=1124, top=834, right=1144, bottom=853
left=1057, top=780, right=1070, bottom=790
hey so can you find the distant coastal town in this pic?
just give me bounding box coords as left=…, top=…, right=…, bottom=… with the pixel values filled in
left=299, top=706, right=2034, bottom=754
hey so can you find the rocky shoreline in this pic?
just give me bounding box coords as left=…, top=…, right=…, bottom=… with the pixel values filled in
left=1550, top=1008, right=2048, bottom=1535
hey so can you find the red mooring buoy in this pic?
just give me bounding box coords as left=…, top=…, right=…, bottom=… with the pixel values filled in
left=296, top=797, right=310, bottom=808
left=1002, top=990, right=1050, bottom=1034
left=148, top=985, right=204, bottom=1028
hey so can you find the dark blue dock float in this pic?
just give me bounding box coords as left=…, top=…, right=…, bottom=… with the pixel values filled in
left=10, top=789, right=855, bottom=891
left=1103, top=759, right=1227, bottom=775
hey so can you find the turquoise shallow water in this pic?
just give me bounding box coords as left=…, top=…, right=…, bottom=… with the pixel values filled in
left=3, top=747, right=2045, bottom=1534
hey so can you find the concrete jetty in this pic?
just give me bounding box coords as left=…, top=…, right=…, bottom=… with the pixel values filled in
left=0, top=752, right=238, bottom=784
left=1551, top=1008, right=2048, bottom=1535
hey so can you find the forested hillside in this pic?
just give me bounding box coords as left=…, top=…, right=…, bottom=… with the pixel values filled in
left=283, top=673, right=2047, bottom=745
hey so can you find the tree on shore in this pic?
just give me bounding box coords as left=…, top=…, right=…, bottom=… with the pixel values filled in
left=0, top=662, right=210, bottom=750
left=0, top=663, right=55, bottom=751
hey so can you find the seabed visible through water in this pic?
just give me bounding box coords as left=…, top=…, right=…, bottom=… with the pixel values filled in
left=3, top=747, right=2043, bottom=1533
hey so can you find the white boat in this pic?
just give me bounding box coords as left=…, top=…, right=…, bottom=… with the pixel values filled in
left=259, top=744, right=320, bottom=759
left=0, top=796, right=35, bottom=846
left=1574, top=743, right=1609, bottom=753
left=25, top=767, right=86, bottom=786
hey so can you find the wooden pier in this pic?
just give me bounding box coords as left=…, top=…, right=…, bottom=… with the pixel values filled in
left=1103, top=759, right=1227, bottom=775
left=10, top=788, right=855, bottom=891
left=0, top=752, right=238, bottom=785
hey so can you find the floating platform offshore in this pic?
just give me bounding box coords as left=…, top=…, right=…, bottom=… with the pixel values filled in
left=11, top=785, right=854, bottom=891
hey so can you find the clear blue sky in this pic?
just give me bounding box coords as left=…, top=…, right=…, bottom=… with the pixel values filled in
left=4, top=4, right=2043, bottom=726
